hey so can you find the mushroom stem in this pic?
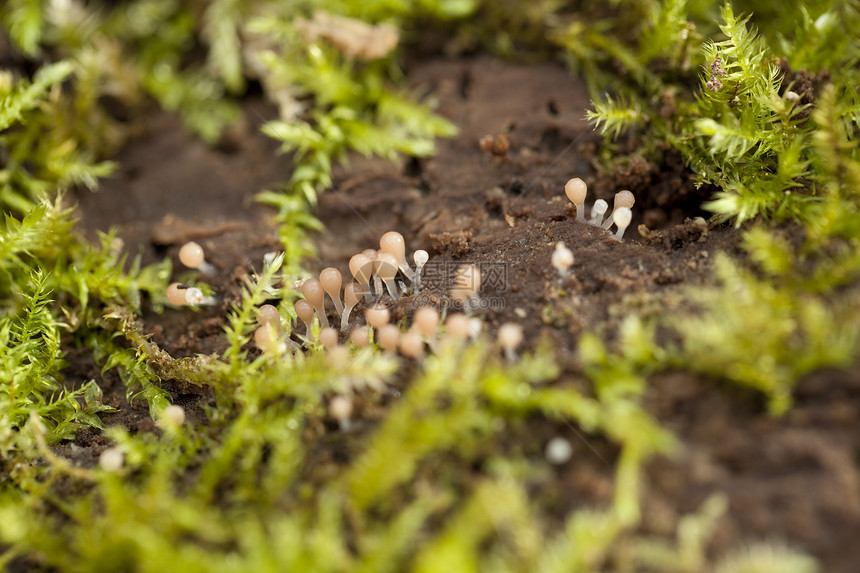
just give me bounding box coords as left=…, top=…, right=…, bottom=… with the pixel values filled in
left=294, top=300, right=315, bottom=339
left=377, top=253, right=401, bottom=301
left=349, top=253, right=374, bottom=303
left=341, top=283, right=360, bottom=331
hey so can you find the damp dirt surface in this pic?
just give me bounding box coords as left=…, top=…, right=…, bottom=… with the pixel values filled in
left=64, top=55, right=860, bottom=571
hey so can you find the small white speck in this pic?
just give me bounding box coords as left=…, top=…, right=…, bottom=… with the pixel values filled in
left=545, top=437, right=573, bottom=465
left=514, top=307, right=527, bottom=318
left=99, top=447, right=124, bottom=472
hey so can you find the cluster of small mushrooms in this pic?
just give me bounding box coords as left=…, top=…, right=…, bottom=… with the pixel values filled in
left=564, top=177, right=635, bottom=241
left=161, top=176, right=635, bottom=446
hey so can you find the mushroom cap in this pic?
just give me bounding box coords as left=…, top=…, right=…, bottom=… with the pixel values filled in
left=413, top=307, right=440, bottom=337
left=380, top=231, right=406, bottom=264
left=399, top=332, right=424, bottom=358
left=350, top=326, right=370, bottom=347
left=343, top=282, right=361, bottom=307
left=254, top=325, right=280, bottom=353
left=545, top=437, right=573, bottom=465
left=99, top=447, right=124, bottom=472
left=349, top=253, right=373, bottom=284
left=319, top=268, right=343, bottom=297
left=497, top=323, right=524, bottom=350
left=178, top=241, right=205, bottom=268
left=301, top=278, right=325, bottom=308
left=377, top=324, right=400, bottom=351
left=256, top=304, right=281, bottom=326
left=564, top=177, right=587, bottom=205
left=445, top=314, right=470, bottom=339
left=162, top=404, right=186, bottom=426
left=614, top=190, right=635, bottom=209
left=294, top=299, right=315, bottom=323
left=592, top=199, right=608, bottom=215
left=329, top=395, right=353, bottom=420
left=376, top=252, right=399, bottom=280
left=318, top=326, right=339, bottom=349
left=413, top=249, right=429, bottom=267
left=365, top=304, right=390, bottom=328
left=613, top=206, right=633, bottom=228
left=167, top=283, right=187, bottom=306
left=551, top=242, right=574, bottom=271
left=467, top=317, right=483, bottom=338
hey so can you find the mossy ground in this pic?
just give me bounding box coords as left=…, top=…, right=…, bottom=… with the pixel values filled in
left=3, top=2, right=859, bottom=572
left=54, top=55, right=860, bottom=572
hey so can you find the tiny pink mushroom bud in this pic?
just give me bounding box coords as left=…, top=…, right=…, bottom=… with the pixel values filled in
left=362, top=249, right=383, bottom=298
left=254, top=324, right=283, bottom=354
left=350, top=326, right=370, bottom=348
left=445, top=313, right=470, bottom=340
left=380, top=231, right=414, bottom=280
left=302, top=278, right=329, bottom=328
left=451, top=264, right=481, bottom=310
left=167, top=282, right=187, bottom=305
left=319, top=267, right=344, bottom=315
left=412, top=307, right=440, bottom=338
left=377, top=324, right=400, bottom=353
left=365, top=303, right=390, bottom=329
left=160, top=404, right=186, bottom=427
left=318, top=326, right=339, bottom=350
left=376, top=252, right=401, bottom=300
left=349, top=253, right=374, bottom=302
left=256, top=304, right=283, bottom=335
left=341, top=282, right=361, bottom=331
left=467, top=317, right=483, bottom=340
left=328, top=345, right=350, bottom=369
left=603, top=190, right=635, bottom=229
left=167, top=283, right=213, bottom=306
left=399, top=331, right=425, bottom=359
left=498, top=323, right=524, bottom=363
left=589, top=199, right=608, bottom=226
left=551, top=242, right=574, bottom=276
left=565, top=178, right=588, bottom=222
left=612, top=207, right=633, bottom=241
left=294, top=299, right=315, bottom=338
left=178, top=241, right=215, bottom=275
left=329, top=395, right=353, bottom=431
left=99, top=447, right=124, bottom=472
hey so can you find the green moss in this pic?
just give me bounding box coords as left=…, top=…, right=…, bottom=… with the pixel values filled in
left=1, top=1, right=853, bottom=570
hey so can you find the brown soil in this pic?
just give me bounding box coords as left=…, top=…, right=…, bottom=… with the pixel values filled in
left=68, top=55, right=859, bottom=571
